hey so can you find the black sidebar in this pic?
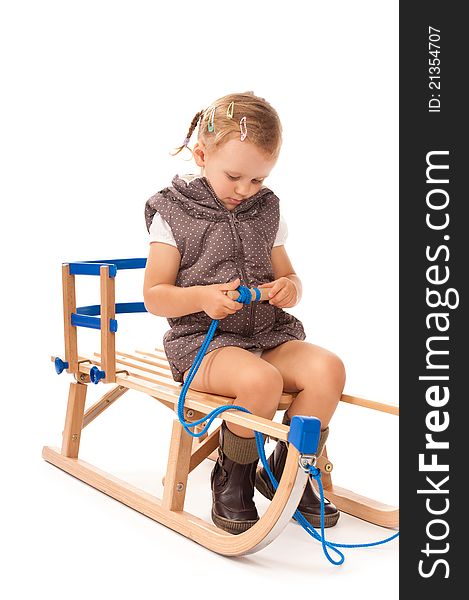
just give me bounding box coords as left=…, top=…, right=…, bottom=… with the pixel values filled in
left=400, top=1, right=465, bottom=595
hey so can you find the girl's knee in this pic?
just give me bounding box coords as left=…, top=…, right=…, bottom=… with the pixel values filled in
left=236, top=363, right=283, bottom=414
left=301, top=349, right=346, bottom=392
left=318, top=353, right=346, bottom=395
left=238, top=363, right=283, bottom=395
left=327, top=353, right=346, bottom=387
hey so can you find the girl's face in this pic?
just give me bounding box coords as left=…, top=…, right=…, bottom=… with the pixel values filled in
left=193, top=137, right=277, bottom=210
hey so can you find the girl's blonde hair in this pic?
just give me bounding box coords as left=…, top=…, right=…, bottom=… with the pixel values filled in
left=172, top=92, right=282, bottom=160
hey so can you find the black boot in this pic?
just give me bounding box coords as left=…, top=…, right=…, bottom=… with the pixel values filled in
left=255, top=412, right=340, bottom=528
left=211, top=422, right=261, bottom=535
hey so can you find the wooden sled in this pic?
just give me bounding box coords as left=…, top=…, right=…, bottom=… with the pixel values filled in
left=43, top=259, right=399, bottom=557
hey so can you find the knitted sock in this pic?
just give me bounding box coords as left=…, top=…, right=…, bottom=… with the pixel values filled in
left=221, top=422, right=260, bottom=464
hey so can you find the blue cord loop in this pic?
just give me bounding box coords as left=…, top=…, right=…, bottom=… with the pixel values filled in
left=236, top=285, right=253, bottom=304
left=177, top=284, right=399, bottom=565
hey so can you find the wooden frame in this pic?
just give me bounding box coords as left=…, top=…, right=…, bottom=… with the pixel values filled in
left=44, top=348, right=399, bottom=555
left=44, top=264, right=399, bottom=556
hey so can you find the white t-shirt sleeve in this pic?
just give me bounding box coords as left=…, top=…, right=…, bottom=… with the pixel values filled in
left=148, top=212, right=177, bottom=246
left=273, top=213, right=288, bottom=247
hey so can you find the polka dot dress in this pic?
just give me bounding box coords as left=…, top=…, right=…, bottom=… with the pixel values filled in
left=145, top=174, right=306, bottom=382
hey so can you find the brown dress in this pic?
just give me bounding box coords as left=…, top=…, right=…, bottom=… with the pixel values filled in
left=145, top=174, right=306, bottom=382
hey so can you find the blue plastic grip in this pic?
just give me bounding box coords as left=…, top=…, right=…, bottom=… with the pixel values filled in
left=69, top=262, right=118, bottom=277
left=75, top=302, right=147, bottom=316
left=67, top=258, right=147, bottom=277
left=288, top=416, right=321, bottom=455
left=89, top=366, right=106, bottom=384
left=71, top=314, right=118, bottom=332
left=54, top=357, right=69, bottom=374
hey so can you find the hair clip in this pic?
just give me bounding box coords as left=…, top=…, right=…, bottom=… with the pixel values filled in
left=207, top=106, right=216, bottom=132
left=239, top=116, right=247, bottom=141
left=226, top=101, right=234, bottom=119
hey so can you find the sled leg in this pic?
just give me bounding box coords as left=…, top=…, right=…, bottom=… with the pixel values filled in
left=162, top=420, right=194, bottom=511
left=61, top=382, right=87, bottom=458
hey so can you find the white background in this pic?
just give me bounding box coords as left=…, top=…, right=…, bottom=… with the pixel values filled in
left=1, top=1, right=398, bottom=598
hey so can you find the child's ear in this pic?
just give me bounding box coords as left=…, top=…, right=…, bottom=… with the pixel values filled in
left=192, top=141, right=206, bottom=167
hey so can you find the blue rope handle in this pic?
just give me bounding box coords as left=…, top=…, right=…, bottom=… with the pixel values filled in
left=177, top=284, right=399, bottom=565
left=177, top=286, right=256, bottom=436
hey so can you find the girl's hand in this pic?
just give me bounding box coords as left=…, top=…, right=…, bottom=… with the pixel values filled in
left=199, top=278, right=245, bottom=319
left=258, top=277, right=298, bottom=308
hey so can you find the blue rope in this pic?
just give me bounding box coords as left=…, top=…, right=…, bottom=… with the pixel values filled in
left=176, top=284, right=399, bottom=565
left=177, top=286, right=256, bottom=437
left=256, top=433, right=400, bottom=565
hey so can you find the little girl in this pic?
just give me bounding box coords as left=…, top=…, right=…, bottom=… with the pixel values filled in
left=143, top=92, right=346, bottom=535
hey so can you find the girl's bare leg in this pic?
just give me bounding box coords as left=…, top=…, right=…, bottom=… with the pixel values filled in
left=183, top=346, right=284, bottom=437
left=260, top=340, right=346, bottom=428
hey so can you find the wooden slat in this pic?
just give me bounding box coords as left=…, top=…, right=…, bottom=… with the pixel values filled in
left=135, top=349, right=399, bottom=416
left=136, top=355, right=399, bottom=416
left=136, top=348, right=168, bottom=359
left=341, top=394, right=399, bottom=415
left=75, top=350, right=399, bottom=437
left=95, top=350, right=296, bottom=410
left=103, top=351, right=174, bottom=380
left=116, top=350, right=172, bottom=375
left=94, top=353, right=186, bottom=394
left=134, top=349, right=172, bottom=371
left=75, top=356, right=291, bottom=440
